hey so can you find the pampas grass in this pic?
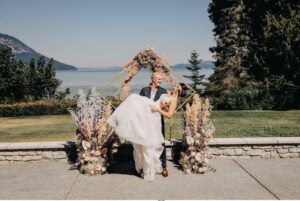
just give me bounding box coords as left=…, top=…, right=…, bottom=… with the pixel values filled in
left=180, top=94, right=215, bottom=174
left=68, top=87, right=112, bottom=175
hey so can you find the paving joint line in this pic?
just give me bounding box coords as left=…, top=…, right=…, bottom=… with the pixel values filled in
left=232, top=159, right=280, bottom=200
left=64, top=172, right=80, bottom=200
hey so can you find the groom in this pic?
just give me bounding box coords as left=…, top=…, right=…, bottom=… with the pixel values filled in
left=140, top=72, right=169, bottom=177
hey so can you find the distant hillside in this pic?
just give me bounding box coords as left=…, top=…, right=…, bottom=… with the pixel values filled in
left=171, top=61, right=214, bottom=70
left=77, top=66, right=121, bottom=71
left=77, top=61, right=214, bottom=71
left=0, top=33, right=77, bottom=70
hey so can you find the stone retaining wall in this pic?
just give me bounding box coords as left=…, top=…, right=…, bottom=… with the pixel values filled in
left=0, top=150, right=67, bottom=163
left=1, top=137, right=300, bottom=163
left=207, top=137, right=300, bottom=159
left=207, top=145, right=300, bottom=159
left=0, top=141, right=75, bottom=164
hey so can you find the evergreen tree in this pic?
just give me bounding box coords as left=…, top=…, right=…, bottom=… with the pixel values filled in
left=37, top=56, right=46, bottom=73
left=207, top=0, right=299, bottom=109
left=183, top=50, right=206, bottom=94
left=0, top=45, right=28, bottom=102
left=207, top=0, right=250, bottom=97
left=245, top=0, right=300, bottom=108
left=10, top=60, right=28, bottom=101
left=27, top=58, right=38, bottom=100
left=0, top=45, right=13, bottom=102
left=44, top=58, right=61, bottom=97
left=34, top=56, right=46, bottom=99
left=0, top=46, right=63, bottom=102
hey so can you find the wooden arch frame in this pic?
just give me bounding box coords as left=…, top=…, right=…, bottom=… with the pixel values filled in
left=97, top=47, right=197, bottom=138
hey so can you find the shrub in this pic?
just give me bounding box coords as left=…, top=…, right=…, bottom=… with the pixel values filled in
left=210, top=86, right=263, bottom=110
left=210, top=81, right=299, bottom=110
left=0, top=99, right=76, bottom=117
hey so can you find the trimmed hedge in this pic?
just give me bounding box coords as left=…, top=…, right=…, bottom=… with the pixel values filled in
left=0, top=99, right=76, bottom=117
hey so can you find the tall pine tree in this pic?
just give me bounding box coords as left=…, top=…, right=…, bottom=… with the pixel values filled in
left=183, top=50, right=206, bottom=94
left=245, top=0, right=300, bottom=108
left=207, top=0, right=299, bottom=109
left=35, top=56, right=46, bottom=99
left=0, top=46, right=62, bottom=102
left=44, top=58, right=61, bottom=97
left=0, top=45, right=27, bottom=102
left=0, top=45, right=12, bottom=102
left=27, top=58, right=38, bottom=100
left=207, top=0, right=250, bottom=97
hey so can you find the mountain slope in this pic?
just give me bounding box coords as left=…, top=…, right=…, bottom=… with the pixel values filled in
left=0, top=33, right=77, bottom=70
left=76, top=61, right=214, bottom=71
left=171, top=61, right=214, bottom=70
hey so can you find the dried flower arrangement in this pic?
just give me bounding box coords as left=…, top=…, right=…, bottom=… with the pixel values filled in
left=68, top=87, right=113, bottom=175
left=180, top=94, right=215, bottom=174
left=119, top=46, right=176, bottom=100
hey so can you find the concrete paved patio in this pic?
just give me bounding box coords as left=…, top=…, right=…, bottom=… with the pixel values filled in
left=0, top=158, right=299, bottom=199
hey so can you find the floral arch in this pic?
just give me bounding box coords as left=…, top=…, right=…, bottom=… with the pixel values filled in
left=119, top=46, right=177, bottom=101
left=69, top=46, right=215, bottom=175
left=98, top=46, right=197, bottom=113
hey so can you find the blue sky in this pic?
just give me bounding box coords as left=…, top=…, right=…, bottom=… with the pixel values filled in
left=0, top=0, right=214, bottom=67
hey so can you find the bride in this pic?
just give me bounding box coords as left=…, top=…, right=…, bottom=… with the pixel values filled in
left=107, top=84, right=184, bottom=181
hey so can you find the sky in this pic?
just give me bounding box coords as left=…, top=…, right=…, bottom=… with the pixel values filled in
left=0, top=0, right=215, bottom=68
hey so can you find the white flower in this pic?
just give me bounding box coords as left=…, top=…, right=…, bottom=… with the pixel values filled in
left=186, top=136, right=194, bottom=145
left=82, top=140, right=91, bottom=150
left=88, top=164, right=93, bottom=170
left=94, top=150, right=101, bottom=156
left=96, top=165, right=102, bottom=171
left=198, top=167, right=204, bottom=173
left=195, top=153, right=201, bottom=161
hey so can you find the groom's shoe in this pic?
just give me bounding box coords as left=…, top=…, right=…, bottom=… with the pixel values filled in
left=162, top=168, right=168, bottom=177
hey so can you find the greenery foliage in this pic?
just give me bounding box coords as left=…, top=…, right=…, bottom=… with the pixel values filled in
left=0, top=99, right=76, bottom=117
left=207, top=0, right=250, bottom=95
left=207, top=0, right=300, bottom=109
left=0, top=45, right=62, bottom=103
left=183, top=50, right=207, bottom=94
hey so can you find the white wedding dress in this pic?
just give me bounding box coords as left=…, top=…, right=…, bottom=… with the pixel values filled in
left=107, top=93, right=167, bottom=181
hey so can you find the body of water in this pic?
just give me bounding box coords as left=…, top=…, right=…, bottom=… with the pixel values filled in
left=56, top=68, right=214, bottom=96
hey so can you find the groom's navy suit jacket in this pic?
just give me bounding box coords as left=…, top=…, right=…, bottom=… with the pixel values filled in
left=140, top=86, right=167, bottom=103
left=140, top=86, right=167, bottom=168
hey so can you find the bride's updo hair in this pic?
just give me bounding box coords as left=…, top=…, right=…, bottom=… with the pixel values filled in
left=173, top=83, right=188, bottom=97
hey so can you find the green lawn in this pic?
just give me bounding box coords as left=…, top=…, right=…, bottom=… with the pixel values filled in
left=0, top=110, right=300, bottom=142
left=0, top=115, right=76, bottom=142
left=166, top=110, right=300, bottom=140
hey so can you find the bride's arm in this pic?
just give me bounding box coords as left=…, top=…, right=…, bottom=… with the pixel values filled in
left=151, top=98, right=177, bottom=119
